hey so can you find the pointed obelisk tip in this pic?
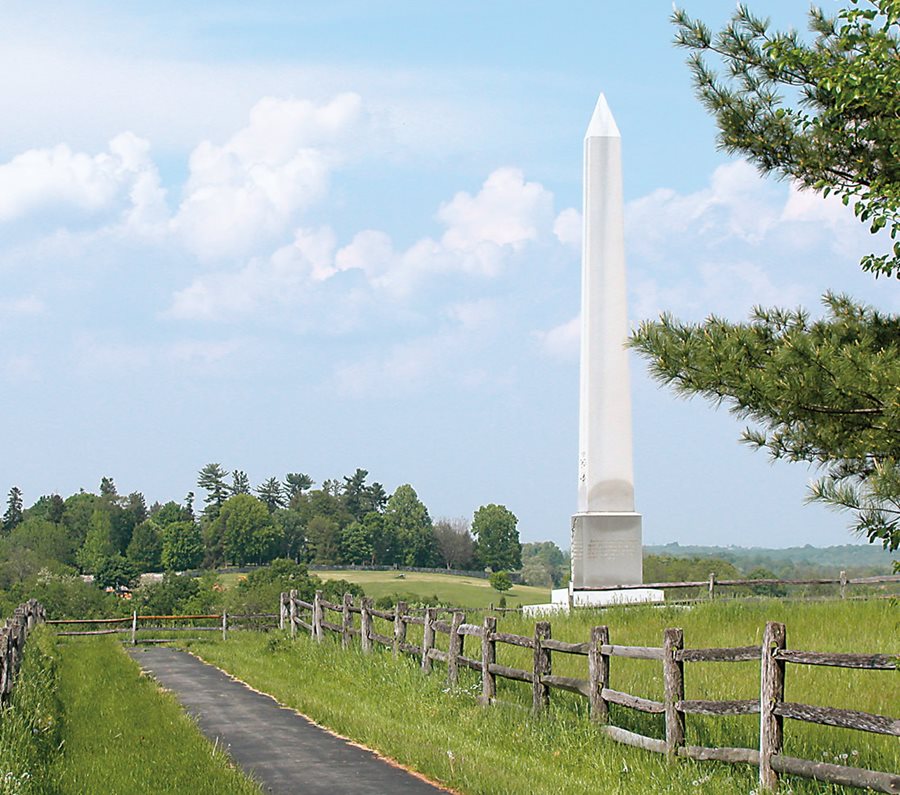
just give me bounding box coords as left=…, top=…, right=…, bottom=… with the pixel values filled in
left=585, top=93, right=620, bottom=139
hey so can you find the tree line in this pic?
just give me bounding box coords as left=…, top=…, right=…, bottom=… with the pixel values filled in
left=0, top=466, right=527, bottom=590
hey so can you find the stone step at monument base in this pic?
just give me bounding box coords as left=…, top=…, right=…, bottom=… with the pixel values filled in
left=523, top=586, right=665, bottom=617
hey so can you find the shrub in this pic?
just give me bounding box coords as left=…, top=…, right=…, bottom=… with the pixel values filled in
left=488, top=571, right=512, bottom=593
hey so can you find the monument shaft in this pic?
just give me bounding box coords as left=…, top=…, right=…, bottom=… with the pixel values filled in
left=571, top=94, right=642, bottom=589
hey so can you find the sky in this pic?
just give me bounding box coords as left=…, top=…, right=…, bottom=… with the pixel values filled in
left=0, top=1, right=895, bottom=550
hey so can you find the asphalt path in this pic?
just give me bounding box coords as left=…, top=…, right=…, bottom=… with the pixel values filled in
left=128, top=646, right=450, bottom=795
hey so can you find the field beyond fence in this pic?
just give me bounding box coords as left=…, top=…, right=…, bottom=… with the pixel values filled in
left=281, top=590, right=900, bottom=794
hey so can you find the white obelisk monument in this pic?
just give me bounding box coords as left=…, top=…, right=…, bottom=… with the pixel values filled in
left=570, top=94, right=643, bottom=591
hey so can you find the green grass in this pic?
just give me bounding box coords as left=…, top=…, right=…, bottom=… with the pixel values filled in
left=52, top=637, right=262, bottom=794
left=189, top=598, right=899, bottom=794
left=0, top=626, right=62, bottom=794
left=313, top=568, right=550, bottom=608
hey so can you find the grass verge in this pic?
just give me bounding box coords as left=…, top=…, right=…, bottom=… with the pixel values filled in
left=191, top=598, right=898, bottom=795
left=0, top=626, right=62, bottom=794
left=52, top=637, right=262, bottom=794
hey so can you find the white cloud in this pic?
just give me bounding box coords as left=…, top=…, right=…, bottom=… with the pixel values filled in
left=0, top=133, right=165, bottom=226
left=438, top=167, right=553, bottom=252
left=553, top=208, right=581, bottom=248
left=349, top=167, right=557, bottom=296
left=538, top=158, right=890, bottom=354
left=167, top=227, right=338, bottom=321
left=173, top=94, right=364, bottom=261
left=170, top=167, right=560, bottom=319
left=536, top=315, right=579, bottom=359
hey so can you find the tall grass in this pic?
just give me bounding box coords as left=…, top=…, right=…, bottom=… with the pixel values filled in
left=0, top=626, right=63, bottom=794
left=53, top=637, right=262, bottom=794
left=191, top=598, right=898, bottom=793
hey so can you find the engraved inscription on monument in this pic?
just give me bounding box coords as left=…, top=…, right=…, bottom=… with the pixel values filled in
left=571, top=512, right=642, bottom=588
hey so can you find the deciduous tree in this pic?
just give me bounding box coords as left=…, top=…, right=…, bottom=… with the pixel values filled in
left=77, top=508, right=116, bottom=574
left=161, top=520, right=204, bottom=571
left=472, top=504, right=521, bottom=571
left=218, top=494, right=281, bottom=565
left=432, top=518, right=475, bottom=570
left=384, top=485, right=436, bottom=567
left=127, top=519, right=163, bottom=572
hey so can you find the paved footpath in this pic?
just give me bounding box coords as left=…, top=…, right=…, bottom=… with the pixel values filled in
left=128, top=647, right=450, bottom=795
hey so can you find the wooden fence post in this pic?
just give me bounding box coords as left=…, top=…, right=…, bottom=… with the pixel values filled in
left=342, top=593, right=352, bottom=649
left=0, top=629, right=9, bottom=702
left=289, top=589, right=297, bottom=639
left=447, top=611, right=464, bottom=687
left=840, top=570, right=848, bottom=599
left=759, top=621, right=786, bottom=792
left=532, top=621, right=551, bottom=713
left=663, top=627, right=685, bottom=757
left=222, top=610, right=228, bottom=641
left=131, top=610, right=138, bottom=646
left=708, top=572, right=716, bottom=600
left=481, top=615, right=496, bottom=705
left=421, top=607, right=437, bottom=673
left=313, top=590, right=323, bottom=642
left=10, top=610, right=24, bottom=679
left=589, top=625, right=610, bottom=723
left=360, top=598, right=373, bottom=653
left=279, top=592, right=287, bottom=630
left=393, top=601, right=407, bottom=659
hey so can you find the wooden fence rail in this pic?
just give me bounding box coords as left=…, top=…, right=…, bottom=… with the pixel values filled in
left=0, top=599, right=47, bottom=704
left=581, top=571, right=900, bottom=600
left=281, top=591, right=899, bottom=794
left=50, top=612, right=278, bottom=644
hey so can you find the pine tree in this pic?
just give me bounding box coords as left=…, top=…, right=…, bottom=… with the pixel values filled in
left=2, top=487, right=24, bottom=533
left=256, top=477, right=286, bottom=513
left=197, top=463, right=229, bottom=519
left=632, top=2, right=900, bottom=551
left=230, top=470, right=251, bottom=495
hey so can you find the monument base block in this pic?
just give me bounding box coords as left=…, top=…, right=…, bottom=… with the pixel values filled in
left=571, top=512, right=642, bottom=589
left=523, top=585, right=664, bottom=616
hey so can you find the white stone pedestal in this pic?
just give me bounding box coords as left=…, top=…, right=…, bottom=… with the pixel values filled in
left=571, top=512, right=642, bottom=588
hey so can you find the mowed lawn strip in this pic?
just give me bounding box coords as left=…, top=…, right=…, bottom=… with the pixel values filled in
left=193, top=599, right=898, bottom=795
left=312, top=569, right=549, bottom=608
left=53, top=637, right=263, bottom=795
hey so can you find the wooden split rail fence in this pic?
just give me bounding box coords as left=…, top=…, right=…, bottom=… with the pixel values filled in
left=588, top=572, right=900, bottom=602
left=0, top=599, right=46, bottom=704
left=280, top=590, right=899, bottom=794
left=48, top=612, right=277, bottom=644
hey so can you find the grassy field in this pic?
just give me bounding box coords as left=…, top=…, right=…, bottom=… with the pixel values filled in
left=214, top=567, right=550, bottom=607
left=52, top=637, right=262, bottom=794
left=191, top=598, right=898, bottom=794
left=312, top=569, right=549, bottom=608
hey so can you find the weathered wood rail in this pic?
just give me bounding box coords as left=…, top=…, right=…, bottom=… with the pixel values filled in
left=281, top=590, right=899, bottom=793
left=0, top=600, right=47, bottom=703
left=48, top=612, right=277, bottom=644
left=586, top=571, right=900, bottom=601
